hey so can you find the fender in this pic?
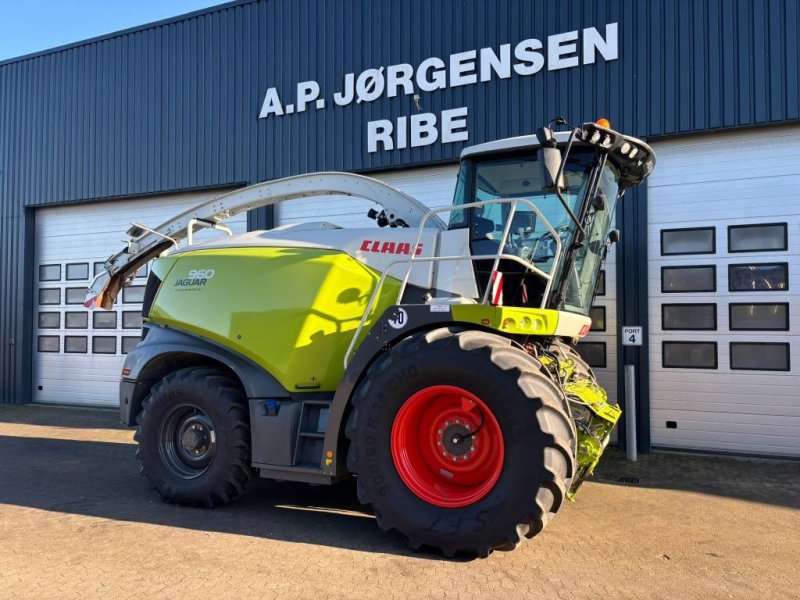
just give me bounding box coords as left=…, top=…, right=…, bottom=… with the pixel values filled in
left=120, top=323, right=289, bottom=425
left=321, top=305, right=474, bottom=476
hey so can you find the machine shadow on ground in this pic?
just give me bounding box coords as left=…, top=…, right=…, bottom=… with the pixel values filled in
left=1, top=404, right=799, bottom=558
left=0, top=429, right=467, bottom=561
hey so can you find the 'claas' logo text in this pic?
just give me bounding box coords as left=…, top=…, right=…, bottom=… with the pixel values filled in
left=359, top=240, right=423, bottom=255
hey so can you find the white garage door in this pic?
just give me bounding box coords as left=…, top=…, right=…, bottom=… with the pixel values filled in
left=648, top=125, right=800, bottom=457
left=34, top=189, right=245, bottom=407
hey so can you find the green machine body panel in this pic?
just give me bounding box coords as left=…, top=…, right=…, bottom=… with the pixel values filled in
left=450, top=305, right=561, bottom=336
left=148, top=247, right=401, bottom=392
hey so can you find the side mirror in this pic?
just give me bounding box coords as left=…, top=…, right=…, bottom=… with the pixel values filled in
left=535, top=127, right=565, bottom=191
left=608, top=229, right=620, bottom=244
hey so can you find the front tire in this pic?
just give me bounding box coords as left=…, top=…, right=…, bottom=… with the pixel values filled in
left=135, top=367, right=256, bottom=507
left=346, top=328, right=575, bottom=557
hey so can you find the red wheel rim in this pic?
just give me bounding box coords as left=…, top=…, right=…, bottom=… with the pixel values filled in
left=390, top=385, right=505, bottom=508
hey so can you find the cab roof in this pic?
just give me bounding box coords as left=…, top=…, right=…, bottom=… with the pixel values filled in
left=460, top=132, right=573, bottom=159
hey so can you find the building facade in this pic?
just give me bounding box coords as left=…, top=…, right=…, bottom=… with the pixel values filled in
left=1, top=0, right=798, bottom=457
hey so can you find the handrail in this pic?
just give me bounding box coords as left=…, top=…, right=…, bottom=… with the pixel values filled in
left=343, top=196, right=567, bottom=369
left=342, top=252, right=547, bottom=369
left=87, top=172, right=448, bottom=309
left=398, top=197, right=562, bottom=307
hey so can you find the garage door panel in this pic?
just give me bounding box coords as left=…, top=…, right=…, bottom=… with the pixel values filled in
left=651, top=432, right=800, bottom=456
left=33, top=189, right=244, bottom=407
left=652, top=424, right=800, bottom=445
left=651, top=400, right=800, bottom=417
left=649, top=367, right=799, bottom=384
left=648, top=133, right=800, bottom=184
left=648, top=180, right=800, bottom=219
left=651, top=407, right=800, bottom=427
left=648, top=126, right=799, bottom=456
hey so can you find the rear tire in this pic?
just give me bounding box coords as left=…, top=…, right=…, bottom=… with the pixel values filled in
left=135, top=367, right=256, bottom=507
left=346, top=328, right=575, bottom=557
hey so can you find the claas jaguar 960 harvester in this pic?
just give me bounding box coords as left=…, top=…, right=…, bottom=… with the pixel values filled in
left=87, top=119, right=655, bottom=557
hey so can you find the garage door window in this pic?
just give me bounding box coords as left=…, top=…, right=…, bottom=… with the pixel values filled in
left=37, top=336, right=59, bottom=352
left=728, top=263, right=788, bottom=292
left=66, top=263, right=89, bottom=280
left=728, top=223, right=787, bottom=253
left=38, top=289, right=61, bottom=305
left=92, top=337, right=117, bottom=354
left=729, top=303, right=789, bottom=331
left=65, top=336, right=88, bottom=353
left=39, top=264, right=61, bottom=281
left=661, top=227, right=715, bottom=255
left=577, top=342, right=606, bottom=368
left=122, top=336, right=140, bottom=354
left=93, top=312, right=118, bottom=329
left=123, top=286, right=145, bottom=303
left=65, top=288, right=87, bottom=304
left=38, top=312, right=60, bottom=329
left=122, top=311, right=143, bottom=329
left=595, top=270, right=606, bottom=296
left=662, top=341, right=718, bottom=369
left=65, top=312, right=88, bottom=329
left=661, top=266, right=716, bottom=293
left=730, top=342, right=790, bottom=371
left=590, top=306, right=606, bottom=331
left=661, top=304, right=717, bottom=330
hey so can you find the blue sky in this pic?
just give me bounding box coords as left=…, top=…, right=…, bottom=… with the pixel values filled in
left=0, top=0, right=228, bottom=61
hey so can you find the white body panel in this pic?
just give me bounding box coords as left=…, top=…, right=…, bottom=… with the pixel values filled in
left=434, top=228, right=481, bottom=300
left=648, top=125, right=800, bottom=456
left=200, top=226, right=439, bottom=290
left=34, top=189, right=244, bottom=407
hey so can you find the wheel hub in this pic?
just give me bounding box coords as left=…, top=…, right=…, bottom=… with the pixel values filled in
left=159, top=406, right=217, bottom=479
left=180, top=422, right=210, bottom=456
left=439, top=422, right=477, bottom=460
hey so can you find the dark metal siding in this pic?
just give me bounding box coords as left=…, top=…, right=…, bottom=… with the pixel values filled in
left=2, top=0, right=798, bottom=209
left=1, top=0, right=799, bottom=403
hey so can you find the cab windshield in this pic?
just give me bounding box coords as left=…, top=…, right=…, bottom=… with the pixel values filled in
left=561, top=163, right=619, bottom=314
left=450, top=149, right=619, bottom=316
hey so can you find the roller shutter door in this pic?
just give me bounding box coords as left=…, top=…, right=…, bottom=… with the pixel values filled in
left=648, top=126, right=800, bottom=456
left=33, top=189, right=244, bottom=407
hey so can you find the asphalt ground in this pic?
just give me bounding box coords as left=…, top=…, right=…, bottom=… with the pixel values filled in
left=1, top=403, right=798, bottom=599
